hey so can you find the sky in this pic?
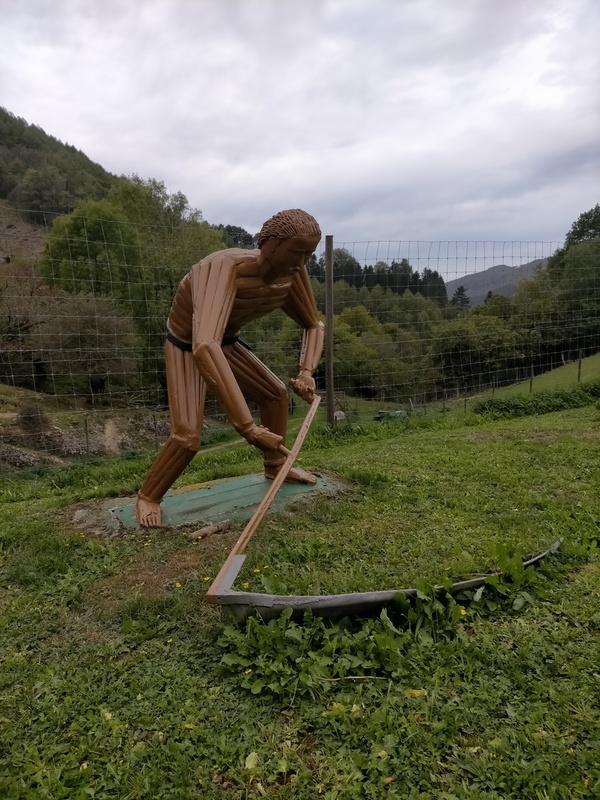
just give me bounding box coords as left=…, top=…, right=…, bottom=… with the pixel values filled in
left=1, top=0, right=599, bottom=267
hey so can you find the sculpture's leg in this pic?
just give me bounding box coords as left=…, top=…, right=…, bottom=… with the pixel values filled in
left=135, top=342, right=205, bottom=527
left=223, top=341, right=316, bottom=485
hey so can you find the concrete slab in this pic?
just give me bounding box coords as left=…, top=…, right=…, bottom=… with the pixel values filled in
left=110, top=473, right=344, bottom=530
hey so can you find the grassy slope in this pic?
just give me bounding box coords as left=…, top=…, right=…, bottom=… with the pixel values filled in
left=478, top=351, right=600, bottom=400
left=0, top=407, right=599, bottom=798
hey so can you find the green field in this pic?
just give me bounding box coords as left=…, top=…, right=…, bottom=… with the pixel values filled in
left=1, top=402, right=599, bottom=798
left=474, top=351, right=600, bottom=401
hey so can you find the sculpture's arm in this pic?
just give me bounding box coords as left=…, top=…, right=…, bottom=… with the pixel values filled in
left=282, top=266, right=325, bottom=401
left=191, top=255, right=282, bottom=451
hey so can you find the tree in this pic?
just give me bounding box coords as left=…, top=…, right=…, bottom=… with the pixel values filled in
left=306, top=253, right=324, bottom=282
left=318, top=248, right=363, bottom=289
left=38, top=190, right=184, bottom=401
left=388, top=258, right=413, bottom=294
left=473, top=293, right=514, bottom=320
left=419, top=268, right=447, bottom=305
left=32, top=293, right=140, bottom=404
left=8, top=164, right=71, bottom=222
left=39, top=200, right=142, bottom=298
left=106, top=176, right=224, bottom=292
left=363, top=264, right=377, bottom=289
left=211, top=224, right=255, bottom=248
left=373, top=261, right=390, bottom=290
left=106, top=176, right=225, bottom=394
left=451, top=285, right=470, bottom=307
left=429, top=315, right=523, bottom=391
left=0, top=265, right=53, bottom=389
left=564, top=204, right=600, bottom=248
left=0, top=263, right=142, bottom=399
left=554, top=238, right=600, bottom=356
left=547, top=203, right=600, bottom=277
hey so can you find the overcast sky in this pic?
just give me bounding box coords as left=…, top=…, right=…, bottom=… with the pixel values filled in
left=2, top=0, right=599, bottom=263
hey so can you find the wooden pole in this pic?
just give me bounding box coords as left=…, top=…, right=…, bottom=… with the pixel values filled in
left=324, top=235, right=335, bottom=426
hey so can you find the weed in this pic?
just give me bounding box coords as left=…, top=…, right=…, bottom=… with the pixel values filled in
left=219, top=551, right=545, bottom=703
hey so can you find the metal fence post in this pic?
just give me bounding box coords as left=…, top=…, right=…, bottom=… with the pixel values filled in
left=325, top=235, right=335, bottom=426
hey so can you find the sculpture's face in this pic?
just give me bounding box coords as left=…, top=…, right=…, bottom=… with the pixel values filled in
left=263, top=234, right=320, bottom=276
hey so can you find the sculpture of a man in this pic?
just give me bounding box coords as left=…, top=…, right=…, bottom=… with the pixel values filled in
left=135, top=209, right=324, bottom=528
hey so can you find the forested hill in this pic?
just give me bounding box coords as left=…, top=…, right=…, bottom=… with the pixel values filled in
left=0, top=107, right=116, bottom=222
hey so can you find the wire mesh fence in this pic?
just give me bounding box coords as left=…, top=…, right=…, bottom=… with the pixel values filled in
left=1, top=202, right=598, bottom=472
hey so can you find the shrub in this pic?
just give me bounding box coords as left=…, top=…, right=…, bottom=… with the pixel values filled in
left=473, top=383, right=600, bottom=418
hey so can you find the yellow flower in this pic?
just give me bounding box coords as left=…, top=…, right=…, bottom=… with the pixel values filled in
left=175, top=582, right=182, bottom=589
left=460, top=608, right=467, bottom=616
left=244, top=668, right=252, bottom=674
left=166, top=638, right=173, bottom=643
left=242, top=582, right=250, bottom=589
left=263, top=565, right=269, bottom=569
left=253, top=568, right=261, bottom=574
left=203, top=576, right=210, bottom=581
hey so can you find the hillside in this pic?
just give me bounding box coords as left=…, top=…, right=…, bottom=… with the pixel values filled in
left=0, top=201, right=48, bottom=264
left=0, top=107, right=116, bottom=221
left=445, top=258, right=547, bottom=306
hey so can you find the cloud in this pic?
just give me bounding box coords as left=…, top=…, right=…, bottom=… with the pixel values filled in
left=1, top=0, right=598, bottom=247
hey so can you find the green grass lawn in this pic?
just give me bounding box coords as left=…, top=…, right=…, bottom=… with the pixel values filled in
left=1, top=406, right=599, bottom=798
left=475, top=351, right=600, bottom=401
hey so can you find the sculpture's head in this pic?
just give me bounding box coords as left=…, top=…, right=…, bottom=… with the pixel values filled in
left=257, top=209, right=321, bottom=248
left=257, top=209, right=321, bottom=277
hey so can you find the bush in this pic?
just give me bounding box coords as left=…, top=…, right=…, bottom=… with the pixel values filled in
left=473, top=384, right=600, bottom=418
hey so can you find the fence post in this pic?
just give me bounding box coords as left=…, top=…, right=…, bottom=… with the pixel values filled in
left=324, top=235, right=335, bottom=426
left=530, top=363, right=534, bottom=394
left=578, top=350, right=582, bottom=382
left=84, top=415, right=90, bottom=455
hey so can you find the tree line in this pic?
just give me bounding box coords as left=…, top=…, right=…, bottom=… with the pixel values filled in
left=0, top=112, right=598, bottom=409
left=1, top=191, right=598, bottom=407
left=242, top=206, right=600, bottom=402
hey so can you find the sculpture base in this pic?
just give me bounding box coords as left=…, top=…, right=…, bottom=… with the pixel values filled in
left=110, top=473, right=343, bottom=530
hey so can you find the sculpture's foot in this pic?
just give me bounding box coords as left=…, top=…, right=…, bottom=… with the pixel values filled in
left=135, top=496, right=162, bottom=528
left=264, top=464, right=317, bottom=485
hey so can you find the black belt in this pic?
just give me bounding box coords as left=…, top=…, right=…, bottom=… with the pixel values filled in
left=166, top=329, right=192, bottom=351
left=166, top=330, right=252, bottom=352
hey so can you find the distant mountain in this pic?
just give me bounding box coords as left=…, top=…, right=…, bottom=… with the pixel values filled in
left=445, top=259, right=547, bottom=306
left=0, top=107, right=116, bottom=222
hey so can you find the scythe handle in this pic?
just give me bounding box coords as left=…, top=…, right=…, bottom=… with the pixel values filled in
left=207, top=395, right=321, bottom=603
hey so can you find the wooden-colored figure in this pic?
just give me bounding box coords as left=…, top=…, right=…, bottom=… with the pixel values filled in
left=135, top=209, right=324, bottom=527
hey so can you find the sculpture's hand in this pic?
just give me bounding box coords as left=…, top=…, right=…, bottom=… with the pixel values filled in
left=243, top=423, right=284, bottom=452
left=290, top=370, right=316, bottom=403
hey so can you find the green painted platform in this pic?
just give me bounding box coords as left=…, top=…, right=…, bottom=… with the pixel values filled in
left=111, top=473, right=343, bottom=530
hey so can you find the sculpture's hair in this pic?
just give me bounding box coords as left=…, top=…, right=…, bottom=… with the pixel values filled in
left=257, top=209, right=321, bottom=248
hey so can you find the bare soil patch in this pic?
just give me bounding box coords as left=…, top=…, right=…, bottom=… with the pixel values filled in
left=85, top=529, right=239, bottom=615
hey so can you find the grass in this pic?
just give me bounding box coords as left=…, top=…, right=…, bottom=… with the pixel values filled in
left=1, top=405, right=599, bottom=798
left=475, top=351, right=600, bottom=402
